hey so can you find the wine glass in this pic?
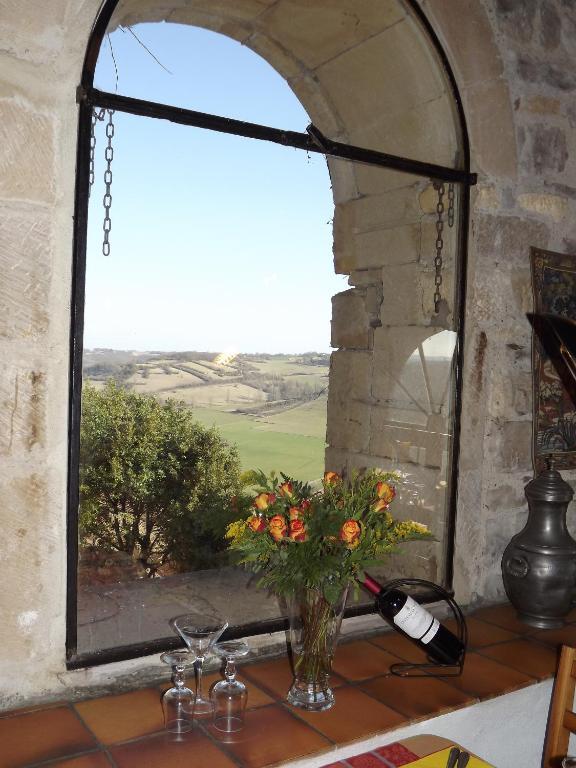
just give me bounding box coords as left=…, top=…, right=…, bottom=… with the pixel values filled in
left=211, top=640, right=250, bottom=733
left=173, top=612, right=228, bottom=717
left=160, top=649, right=195, bottom=734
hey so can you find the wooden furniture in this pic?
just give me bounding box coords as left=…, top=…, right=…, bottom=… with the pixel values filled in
left=543, top=644, right=576, bottom=767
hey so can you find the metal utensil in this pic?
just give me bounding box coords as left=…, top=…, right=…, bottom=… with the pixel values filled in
left=446, top=747, right=460, bottom=768
left=457, top=752, right=470, bottom=768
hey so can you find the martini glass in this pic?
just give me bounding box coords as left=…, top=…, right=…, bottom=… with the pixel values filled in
left=211, top=640, right=250, bottom=732
left=160, top=649, right=195, bottom=734
left=173, top=612, right=228, bottom=718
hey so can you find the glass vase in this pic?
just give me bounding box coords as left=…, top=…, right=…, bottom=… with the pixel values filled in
left=285, top=584, right=348, bottom=712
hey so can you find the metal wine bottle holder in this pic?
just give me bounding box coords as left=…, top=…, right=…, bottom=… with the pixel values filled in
left=379, top=578, right=467, bottom=678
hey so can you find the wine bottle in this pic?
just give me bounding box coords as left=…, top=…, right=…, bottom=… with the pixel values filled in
left=360, top=574, right=464, bottom=665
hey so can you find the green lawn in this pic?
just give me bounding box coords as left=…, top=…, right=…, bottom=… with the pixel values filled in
left=192, top=404, right=326, bottom=481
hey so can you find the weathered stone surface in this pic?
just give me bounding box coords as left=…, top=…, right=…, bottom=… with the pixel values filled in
left=260, top=0, right=404, bottom=70
left=539, top=3, right=562, bottom=50
left=517, top=55, right=576, bottom=91
left=316, top=19, right=446, bottom=150
left=523, top=95, right=561, bottom=114
left=494, top=0, right=537, bottom=43
left=331, top=289, right=371, bottom=349
left=526, top=124, right=568, bottom=175
left=518, top=192, right=569, bottom=222
left=0, top=0, right=67, bottom=64
left=496, top=420, right=534, bottom=472
left=328, top=349, right=372, bottom=404
left=0, top=208, right=51, bottom=340
left=475, top=214, right=550, bottom=268
left=463, top=78, right=516, bottom=179
left=0, top=99, right=55, bottom=203
left=326, top=398, right=371, bottom=453
left=353, top=224, right=421, bottom=270
left=0, top=366, right=46, bottom=456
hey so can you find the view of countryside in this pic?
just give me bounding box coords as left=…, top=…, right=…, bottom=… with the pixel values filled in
left=83, top=348, right=329, bottom=481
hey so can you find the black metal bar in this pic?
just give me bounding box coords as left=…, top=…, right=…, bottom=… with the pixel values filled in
left=81, top=0, right=121, bottom=90
left=66, top=99, right=93, bottom=661
left=81, top=87, right=476, bottom=186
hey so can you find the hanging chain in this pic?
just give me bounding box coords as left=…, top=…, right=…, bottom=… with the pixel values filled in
left=89, top=108, right=105, bottom=197
left=433, top=181, right=445, bottom=314
left=102, top=109, right=115, bottom=257
left=447, top=182, right=455, bottom=228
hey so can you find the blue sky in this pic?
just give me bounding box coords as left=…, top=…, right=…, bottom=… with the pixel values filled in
left=85, top=22, right=347, bottom=353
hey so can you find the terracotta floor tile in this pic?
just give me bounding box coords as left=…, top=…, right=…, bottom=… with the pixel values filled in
left=445, top=617, right=517, bottom=648
left=110, top=729, right=236, bottom=768
left=222, top=704, right=331, bottom=767
left=448, top=651, right=535, bottom=699
left=358, top=674, right=475, bottom=720
left=291, top=685, right=406, bottom=744
left=74, top=687, right=164, bottom=745
left=241, top=656, right=343, bottom=702
left=478, top=638, right=558, bottom=680
left=333, top=640, right=401, bottom=681
left=45, top=752, right=114, bottom=767
left=369, top=633, right=428, bottom=665
left=347, top=752, right=387, bottom=767
left=471, top=603, right=534, bottom=635
left=0, top=706, right=97, bottom=768
left=377, top=741, right=421, bottom=764
left=532, top=623, right=576, bottom=650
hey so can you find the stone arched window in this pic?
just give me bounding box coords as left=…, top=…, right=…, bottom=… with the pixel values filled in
left=67, top=0, right=475, bottom=667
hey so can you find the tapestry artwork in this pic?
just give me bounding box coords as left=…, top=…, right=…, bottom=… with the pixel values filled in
left=531, top=246, right=576, bottom=472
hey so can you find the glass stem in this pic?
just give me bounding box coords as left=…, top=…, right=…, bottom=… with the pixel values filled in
left=225, top=657, right=236, bottom=684
left=173, top=662, right=186, bottom=689
left=196, top=655, right=205, bottom=700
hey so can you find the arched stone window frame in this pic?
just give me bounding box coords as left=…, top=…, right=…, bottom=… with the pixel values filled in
left=67, top=0, right=476, bottom=668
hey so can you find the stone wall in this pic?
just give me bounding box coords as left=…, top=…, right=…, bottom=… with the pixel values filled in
left=1, top=0, right=576, bottom=707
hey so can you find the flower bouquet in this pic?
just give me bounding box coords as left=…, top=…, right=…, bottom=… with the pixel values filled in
left=225, top=469, right=431, bottom=711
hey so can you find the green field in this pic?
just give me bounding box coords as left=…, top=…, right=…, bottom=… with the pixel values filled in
left=192, top=398, right=327, bottom=481
left=84, top=352, right=330, bottom=482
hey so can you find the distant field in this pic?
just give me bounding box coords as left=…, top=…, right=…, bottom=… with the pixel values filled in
left=83, top=351, right=330, bottom=481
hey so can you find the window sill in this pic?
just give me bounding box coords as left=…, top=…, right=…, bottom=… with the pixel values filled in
left=1, top=602, right=570, bottom=768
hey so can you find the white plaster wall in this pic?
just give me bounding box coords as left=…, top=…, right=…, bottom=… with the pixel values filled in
left=283, top=679, right=553, bottom=768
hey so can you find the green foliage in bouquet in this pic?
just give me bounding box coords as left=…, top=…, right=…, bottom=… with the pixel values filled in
left=225, top=468, right=432, bottom=604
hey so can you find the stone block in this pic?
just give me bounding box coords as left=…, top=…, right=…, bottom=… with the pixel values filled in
left=355, top=167, right=414, bottom=197
left=463, top=79, right=516, bottom=179
left=497, top=420, right=533, bottom=472
left=421, top=0, right=504, bottom=87
left=475, top=214, right=550, bottom=269
left=0, top=366, right=46, bottom=456
left=0, top=207, right=51, bottom=340
left=0, top=1, right=67, bottom=65
left=357, top=224, right=422, bottom=269
left=326, top=397, right=370, bottom=453
left=518, top=193, right=568, bottom=222
left=316, top=19, right=446, bottom=151
left=330, top=289, right=370, bottom=349
left=260, top=0, right=404, bottom=70
left=379, top=263, right=426, bottom=326
left=328, top=349, right=372, bottom=404
left=0, top=99, right=55, bottom=203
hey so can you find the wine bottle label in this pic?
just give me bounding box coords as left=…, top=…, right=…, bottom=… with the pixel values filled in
left=393, top=596, right=440, bottom=644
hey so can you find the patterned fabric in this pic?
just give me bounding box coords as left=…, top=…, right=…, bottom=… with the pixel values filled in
left=321, top=742, right=420, bottom=767
left=531, top=246, right=576, bottom=471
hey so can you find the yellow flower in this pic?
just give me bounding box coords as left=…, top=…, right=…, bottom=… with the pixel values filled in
left=225, top=520, right=248, bottom=541
left=375, top=481, right=395, bottom=505
left=340, top=519, right=362, bottom=548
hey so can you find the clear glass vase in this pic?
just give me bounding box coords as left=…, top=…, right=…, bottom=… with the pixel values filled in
left=285, top=584, right=348, bottom=712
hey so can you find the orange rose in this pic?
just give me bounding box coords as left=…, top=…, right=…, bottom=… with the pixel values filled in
left=372, top=498, right=390, bottom=513
left=254, top=492, right=276, bottom=511
left=323, top=471, right=341, bottom=485
left=268, top=514, right=287, bottom=542
left=288, top=506, right=302, bottom=521
left=289, top=518, right=307, bottom=542
left=300, top=499, right=311, bottom=512
left=340, top=519, right=362, bottom=549
left=375, top=482, right=395, bottom=505
left=248, top=514, right=267, bottom=533
left=278, top=481, right=294, bottom=499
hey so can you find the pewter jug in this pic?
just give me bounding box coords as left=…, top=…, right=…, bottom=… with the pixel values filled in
left=501, top=467, right=576, bottom=629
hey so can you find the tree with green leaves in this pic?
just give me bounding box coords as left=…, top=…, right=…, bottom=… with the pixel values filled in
left=79, top=381, right=241, bottom=575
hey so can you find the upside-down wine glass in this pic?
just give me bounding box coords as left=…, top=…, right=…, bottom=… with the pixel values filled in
left=211, top=640, right=250, bottom=732
left=173, top=612, right=228, bottom=717
left=160, top=649, right=195, bottom=734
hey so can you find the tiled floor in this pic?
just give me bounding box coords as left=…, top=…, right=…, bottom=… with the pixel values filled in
left=1, top=602, right=568, bottom=768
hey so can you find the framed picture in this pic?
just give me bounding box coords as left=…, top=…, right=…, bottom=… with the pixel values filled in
left=531, top=246, right=576, bottom=472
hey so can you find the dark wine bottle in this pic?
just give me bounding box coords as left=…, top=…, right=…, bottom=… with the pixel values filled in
left=360, top=574, right=464, bottom=665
